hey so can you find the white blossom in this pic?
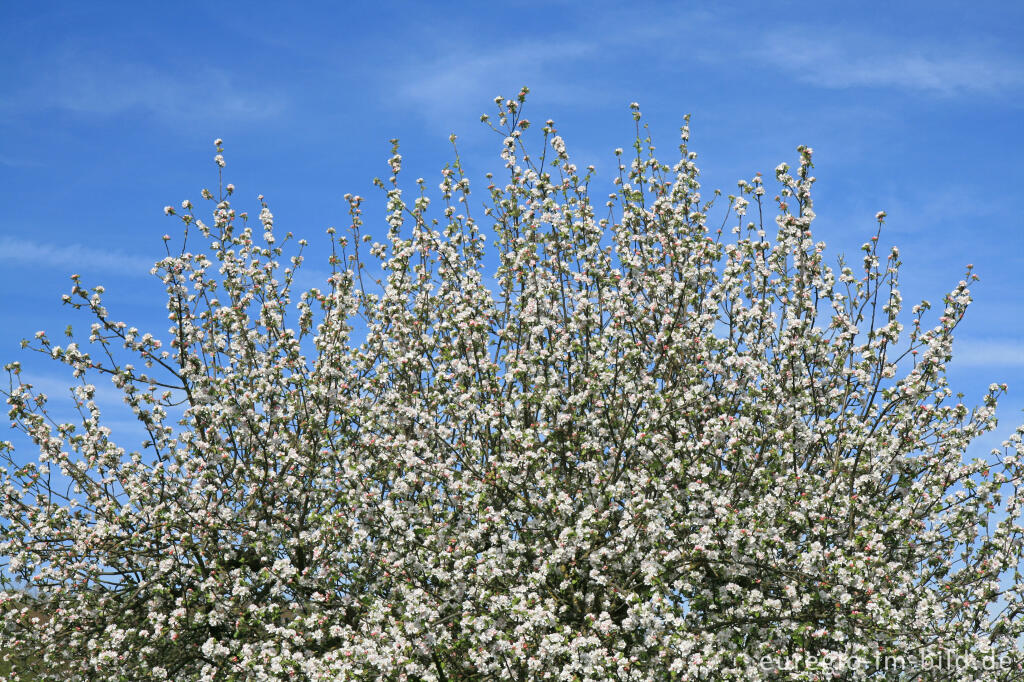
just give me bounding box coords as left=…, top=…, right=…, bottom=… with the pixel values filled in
left=1, top=92, right=1021, bottom=681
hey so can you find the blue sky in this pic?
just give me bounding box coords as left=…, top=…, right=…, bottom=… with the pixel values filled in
left=2, top=1, right=1023, bottom=459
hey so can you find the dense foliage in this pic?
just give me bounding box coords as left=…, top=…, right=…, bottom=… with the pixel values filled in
left=3, top=92, right=1023, bottom=680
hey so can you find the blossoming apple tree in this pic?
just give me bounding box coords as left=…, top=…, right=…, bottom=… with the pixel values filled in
left=2, top=91, right=1024, bottom=680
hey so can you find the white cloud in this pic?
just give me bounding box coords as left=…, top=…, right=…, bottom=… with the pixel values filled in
left=288, top=266, right=337, bottom=295
left=394, top=38, right=599, bottom=125
left=954, top=339, right=1024, bottom=367
left=16, top=372, right=129, bottom=410
left=0, top=155, right=43, bottom=168
left=0, top=237, right=154, bottom=276
left=5, top=52, right=284, bottom=124
left=756, top=30, right=1024, bottom=95
left=11, top=371, right=169, bottom=451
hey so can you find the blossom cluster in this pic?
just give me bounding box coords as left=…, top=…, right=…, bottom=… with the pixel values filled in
left=2, top=91, right=1023, bottom=680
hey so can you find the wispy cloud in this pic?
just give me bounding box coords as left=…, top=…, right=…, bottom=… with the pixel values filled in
left=0, top=237, right=154, bottom=276
left=288, top=266, right=337, bottom=295
left=755, top=29, right=1024, bottom=95
left=393, top=38, right=600, bottom=125
left=17, top=372, right=130, bottom=410
left=11, top=371, right=165, bottom=449
left=954, top=339, right=1024, bottom=368
left=0, top=155, right=43, bottom=169
left=4, top=51, right=285, bottom=124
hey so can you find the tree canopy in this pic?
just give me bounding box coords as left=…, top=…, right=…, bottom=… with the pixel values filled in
left=3, top=92, right=1023, bottom=680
